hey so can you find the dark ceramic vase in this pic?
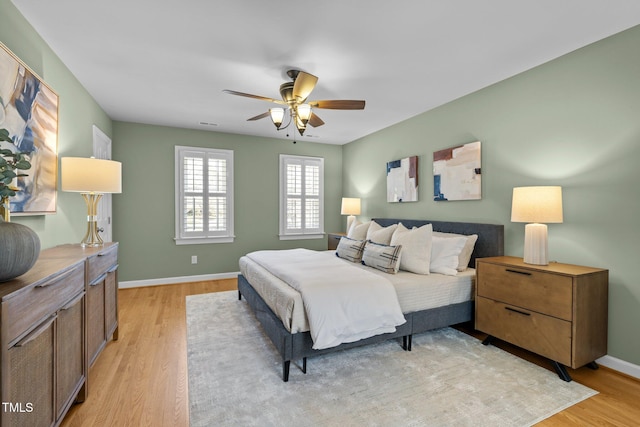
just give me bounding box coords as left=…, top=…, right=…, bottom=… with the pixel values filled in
left=0, top=217, right=41, bottom=282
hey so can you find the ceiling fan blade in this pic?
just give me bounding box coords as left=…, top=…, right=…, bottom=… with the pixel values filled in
left=247, top=111, right=271, bottom=121
left=223, top=89, right=286, bottom=105
left=309, top=100, right=366, bottom=110
left=308, top=112, right=325, bottom=127
left=292, top=71, right=318, bottom=101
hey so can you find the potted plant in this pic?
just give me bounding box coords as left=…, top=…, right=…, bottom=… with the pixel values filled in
left=0, top=127, right=40, bottom=282
left=0, top=128, right=32, bottom=221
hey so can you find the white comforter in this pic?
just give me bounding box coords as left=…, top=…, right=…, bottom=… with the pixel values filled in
left=246, top=249, right=406, bottom=350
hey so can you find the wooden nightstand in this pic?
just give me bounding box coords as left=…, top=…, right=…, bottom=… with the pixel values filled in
left=475, top=256, right=608, bottom=381
left=327, top=232, right=346, bottom=250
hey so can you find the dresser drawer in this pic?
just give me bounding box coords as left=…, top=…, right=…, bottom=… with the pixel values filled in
left=3, top=263, right=85, bottom=346
left=477, top=262, right=573, bottom=320
left=87, top=245, right=118, bottom=284
left=476, top=296, right=572, bottom=365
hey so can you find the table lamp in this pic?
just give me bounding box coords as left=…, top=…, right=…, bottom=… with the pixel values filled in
left=340, top=197, right=361, bottom=234
left=61, top=157, right=122, bottom=247
left=511, top=186, right=563, bottom=265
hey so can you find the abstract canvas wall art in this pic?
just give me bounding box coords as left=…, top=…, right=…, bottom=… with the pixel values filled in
left=387, top=155, right=418, bottom=202
left=0, top=42, right=58, bottom=215
left=433, top=141, right=481, bottom=201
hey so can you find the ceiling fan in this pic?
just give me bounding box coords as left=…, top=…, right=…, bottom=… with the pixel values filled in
left=223, top=69, right=365, bottom=137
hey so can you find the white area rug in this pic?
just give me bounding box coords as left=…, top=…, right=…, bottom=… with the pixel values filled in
left=187, top=291, right=596, bottom=427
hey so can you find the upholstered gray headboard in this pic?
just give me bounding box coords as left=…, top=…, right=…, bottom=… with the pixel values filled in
left=372, top=218, right=504, bottom=267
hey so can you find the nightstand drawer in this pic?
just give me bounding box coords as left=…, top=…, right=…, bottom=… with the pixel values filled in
left=476, top=296, right=572, bottom=365
left=327, top=233, right=345, bottom=251
left=477, top=262, right=573, bottom=320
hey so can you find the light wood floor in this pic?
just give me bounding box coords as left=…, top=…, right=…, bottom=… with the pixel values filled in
left=62, top=279, right=640, bottom=426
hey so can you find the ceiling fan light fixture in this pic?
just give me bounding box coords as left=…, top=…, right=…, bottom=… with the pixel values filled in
left=269, top=108, right=285, bottom=129
left=295, top=115, right=306, bottom=136
left=224, top=69, right=366, bottom=139
left=296, top=104, right=312, bottom=125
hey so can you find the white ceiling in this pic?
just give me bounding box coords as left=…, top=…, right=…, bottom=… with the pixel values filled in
left=11, top=0, right=640, bottom=145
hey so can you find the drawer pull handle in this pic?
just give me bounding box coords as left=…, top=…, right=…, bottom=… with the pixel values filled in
left=15, top=317, right=56, bottom=347
left=505, top=269, right=532, bottom=276
left=90, top=273, right=108, bottom=286
left=505, top=306, right=531, bottom=316
left=36, top=268, right=77, bottom=288
left=61, top=293, right=84, bottom=311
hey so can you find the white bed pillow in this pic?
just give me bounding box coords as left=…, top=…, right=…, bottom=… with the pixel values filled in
left=362, top=241, right=403, bottom=274
left=366, top=221, right=398, bottom=245
left=433, top=231, right=478, bottom=271
left=430, top=235, right=468, bottom=276
left=390, top=222, right=432, bottom=274
left=347, top=220, right=370, bottom=240
left=335, top=236, right=366, bottom=263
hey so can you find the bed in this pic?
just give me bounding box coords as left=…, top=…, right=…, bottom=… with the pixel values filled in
left=238, top=218, right=504, bottom=381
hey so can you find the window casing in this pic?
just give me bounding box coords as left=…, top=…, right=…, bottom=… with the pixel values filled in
left=279, top=154, right=324, bottom=240
left=175, top=146, right=234, bottom=244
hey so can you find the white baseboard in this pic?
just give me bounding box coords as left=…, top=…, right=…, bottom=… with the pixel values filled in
left=119, top=272, right=239, bottom=289
left=597, top=355, right=640, bottom=380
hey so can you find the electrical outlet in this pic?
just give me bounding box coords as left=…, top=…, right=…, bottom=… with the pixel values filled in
left=191, top=255, right=198, bottom=264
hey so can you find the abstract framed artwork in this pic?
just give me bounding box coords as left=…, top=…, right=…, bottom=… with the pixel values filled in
left=387, top=155, right=418, bottom=202
left=0, top=42, right=58, bottom=215
left=433, top=141, right=481, bottom=201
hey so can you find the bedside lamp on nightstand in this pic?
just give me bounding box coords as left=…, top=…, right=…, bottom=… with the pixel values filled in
left=340, top=197, right=361, bottom=234
left=511, top=186, right=563, bottom=265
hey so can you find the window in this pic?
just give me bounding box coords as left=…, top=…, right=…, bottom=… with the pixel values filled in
left=279, top=154, right=324, bottom=239
left=175, top=146, right=234, bottom=244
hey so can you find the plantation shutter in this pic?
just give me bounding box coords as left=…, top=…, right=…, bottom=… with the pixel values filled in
left=280, top=155, right=324, bottom=239
left=175, top=147, right=234, bottom=244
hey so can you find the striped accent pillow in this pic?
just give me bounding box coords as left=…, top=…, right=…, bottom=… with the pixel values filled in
left=335, top=236, right=366, bottom=263
left=362, top=241, right=403, bottom=274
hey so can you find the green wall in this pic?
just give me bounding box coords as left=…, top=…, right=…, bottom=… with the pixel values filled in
left=5, top=0, right=639, bottom=366
left=342, top=25, right=640, bottom=365
left=111, top=122, right=343, bottom=281
left=2, top=0, right=112, bottom=248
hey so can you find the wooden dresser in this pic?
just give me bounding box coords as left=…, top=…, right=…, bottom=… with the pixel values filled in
left=475, top=256, right=608, bottom=381
left=0, top=243, right=118, bottom=427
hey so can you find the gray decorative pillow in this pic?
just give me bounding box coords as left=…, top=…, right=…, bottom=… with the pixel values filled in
left=362, top=241, right=403, bottom=274
left=335, top=236, right=366, bottom=263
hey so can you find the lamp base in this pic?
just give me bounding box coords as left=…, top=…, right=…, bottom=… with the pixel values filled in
left=346, top=215, right=356, bottom=234
left=523, top=223, right=548, bottom=265
left=81, top=193, right=104, bottom=247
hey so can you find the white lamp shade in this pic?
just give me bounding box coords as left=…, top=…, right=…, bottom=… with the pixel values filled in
left=511, top=186, right=563, bottom=224
left=269, top=108, right=285, bottom=127
left=61, top=157, right=122, bottom=193
left=341, top=197, right=361, bottom=215
left=297, top=104, right=312, bottom=124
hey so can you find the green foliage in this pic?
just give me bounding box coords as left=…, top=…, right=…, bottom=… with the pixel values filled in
left=0, top=128, right=32, bottom=198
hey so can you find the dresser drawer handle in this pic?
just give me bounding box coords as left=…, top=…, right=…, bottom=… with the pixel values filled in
left=36, top=268, right=77, bottom=288
left=15, top=316, right=56, bottom=348
left=505, top=306, right=531, bottom=316
left=61, top=293, right=84, bottom=311
left=505, top=269, right=532, bottom=276
left=90, top=273, right=108, bottom=286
